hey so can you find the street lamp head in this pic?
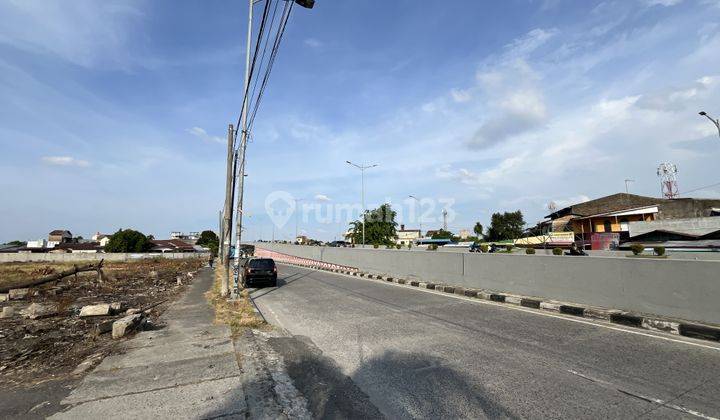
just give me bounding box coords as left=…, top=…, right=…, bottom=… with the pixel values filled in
left=293, top=0, right=315, bottom=9
left=699, top=111, right=707, bottom=116
left=346, top=160, right=352, bottom=164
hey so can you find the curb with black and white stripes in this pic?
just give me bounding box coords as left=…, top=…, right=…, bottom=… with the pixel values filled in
left=280, top=261, right=720, bottom=344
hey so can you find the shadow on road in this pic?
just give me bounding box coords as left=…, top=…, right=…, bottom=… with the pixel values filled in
left=206, top=332, right=517, bottom=419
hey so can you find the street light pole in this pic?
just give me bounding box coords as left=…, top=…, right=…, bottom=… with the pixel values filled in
left=699, top=111, right=720, bottom=139
left=409, top=195, right=422, bottom=240
left=293, top=198, right=304, bottom=242
left=346, top=161, right=378, bottom=246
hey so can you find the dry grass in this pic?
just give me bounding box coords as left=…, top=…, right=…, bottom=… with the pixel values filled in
left=206, top=262, right=265, bottom=335
left=0, top=258, right=205, bottom=290
left=0, top=262, right=80, bottom=289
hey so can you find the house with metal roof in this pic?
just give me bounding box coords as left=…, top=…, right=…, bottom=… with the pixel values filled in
left=540, top=193, right=720, bottom=249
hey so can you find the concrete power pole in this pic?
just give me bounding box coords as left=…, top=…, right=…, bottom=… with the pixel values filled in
left=232, top=0, right=254, bottom=290
left=221, top=124, right=235, bottom=297
left=218, top=209, right=224, bottom=264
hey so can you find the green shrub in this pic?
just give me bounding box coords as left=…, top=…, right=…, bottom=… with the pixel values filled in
left=505, top=245, right=513, bottom=253
left=552, top=247, right=563, bottom=256
left=373, top=244, right=379, bottom=249
left=480, top=244, right=489, bottom=253
left=630, top=244, right=644, bottom=255
left=428, top=244, right=438, bottom=251
left=396, top=244, right=402, bottom=250
left=407, top=243, right=412, bottom=249
left=653, top=246, right=665, bottom=256
left=525, top=248, right=536, bottom=255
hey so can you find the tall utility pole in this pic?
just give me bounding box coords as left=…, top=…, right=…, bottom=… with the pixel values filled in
left=218, top=209, right=224, bottom=264
left=293, top=198, right=304, bottom=241
left=221, top=124, right=235, bottom=297
left=346, top=161, right=378, bottom=246
left=409, top=195, right=422, bottom=239
left=232, top=0, right=254, bottom=292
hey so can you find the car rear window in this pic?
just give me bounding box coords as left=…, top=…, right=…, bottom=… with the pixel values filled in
left=249, top=259, right=275, bottom=269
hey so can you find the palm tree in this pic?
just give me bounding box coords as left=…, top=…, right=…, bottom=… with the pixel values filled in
left=473, top=222, right=484, bottom=239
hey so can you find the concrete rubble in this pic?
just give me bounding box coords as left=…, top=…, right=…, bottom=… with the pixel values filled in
left=79, top=304, right=111, bottom=317
left=1, top=306, right=15, bottom=318
left=20, top=303, right=58, bottom=320
left=8, top=288, right=29, bottom=300
left=0, top=259, right=206, bottom=389
left=112, top=314, right=144, bottom=339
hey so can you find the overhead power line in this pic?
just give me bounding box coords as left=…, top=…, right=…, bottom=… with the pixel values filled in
left=679, top=181, right=720, bottom=196
left=248, top=1, right=294, bottom=130
left=248, top=0, right=282, bottom=112
left=233, top=0, right=274, bottom=149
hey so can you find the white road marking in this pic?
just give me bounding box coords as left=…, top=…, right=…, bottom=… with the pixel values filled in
left=567, top=369, right=718, bottom=419
left=279, top=264, right=720, bottom=352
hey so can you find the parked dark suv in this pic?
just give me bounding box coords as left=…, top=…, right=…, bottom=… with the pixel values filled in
left=242, top=258, right=277, bottom=288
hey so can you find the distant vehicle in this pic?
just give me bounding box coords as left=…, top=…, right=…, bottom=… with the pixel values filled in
left=242, top=258, right=277, bottom=288
left=327, top=241, right=348, bottom=247
left=469, top=243, right=482, bottom=252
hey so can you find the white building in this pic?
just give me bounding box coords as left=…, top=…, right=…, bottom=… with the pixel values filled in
left=92, top=232, right=112, bottom=247
left=396, top=225, right=421, bottom=245
left=26, top=239, right=48, bottom=249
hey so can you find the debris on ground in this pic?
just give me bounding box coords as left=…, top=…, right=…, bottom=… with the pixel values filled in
left=0, top=258, right=206, bottom=389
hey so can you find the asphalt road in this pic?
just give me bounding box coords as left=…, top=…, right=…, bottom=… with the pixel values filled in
left=251, top=263, right=720, bottom=419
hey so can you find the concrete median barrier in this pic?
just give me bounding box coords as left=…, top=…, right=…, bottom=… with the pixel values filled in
left=254, top=243, right=720, bottom=326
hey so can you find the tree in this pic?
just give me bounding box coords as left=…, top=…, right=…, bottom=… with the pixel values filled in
left=3, top=240, right=25, bottom=247
left=431, top=229, right=453, bottom=239
left=486, top=211, right=525, bottom=242
left=196, top=230, right=218, bottom=247
left=473, top=222, right=484, bottom=239
left=196, top=230, right=219, bottom=256
left=104, top=229, right=153, bottom=253
left=348, top=204, right=398, bottom=246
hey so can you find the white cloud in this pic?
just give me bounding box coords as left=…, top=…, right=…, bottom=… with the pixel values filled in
left=0, top=0, right=143, bottom=68
left=314, top=194, right=331, bottom=202
left=186, top=127, right=224, bottom=144
left=551, top=195, right=591, bottom=209
left=450, top=88, right=471, bottom=103
left=504, top=28, right=559, bottom=58
left=642, top=0, right=683, bottom=6
left=304, top=38, right=323, bottom=48
left=41, top=156, right=90, bottom=167
left=421, top=102, right=436, bottom=113
left=435, top=165, right=487, bottom=186
left=468, top=88, right=547, bottom=149
left=636, top=76, right=717, bottom=111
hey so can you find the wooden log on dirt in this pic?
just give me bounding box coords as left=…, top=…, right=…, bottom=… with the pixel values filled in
left=0, top=259, right=105, bottom=293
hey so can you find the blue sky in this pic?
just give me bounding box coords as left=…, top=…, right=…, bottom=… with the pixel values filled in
left=1, top=0, right=719, bottom=242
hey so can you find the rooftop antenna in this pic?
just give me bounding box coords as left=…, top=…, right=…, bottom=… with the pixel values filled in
left=624, top=179, right=635, bottom=194
left=657, top=163, right=678, bottom=199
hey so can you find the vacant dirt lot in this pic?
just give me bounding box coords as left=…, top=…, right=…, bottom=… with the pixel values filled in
left=0, top=257, right=206, bottom=389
